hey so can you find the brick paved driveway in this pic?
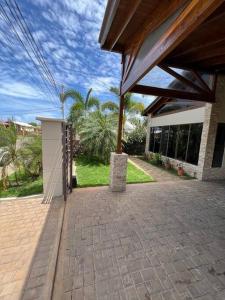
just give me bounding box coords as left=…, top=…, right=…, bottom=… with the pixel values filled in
left=0, top=196, right=63, bottom=300
left=55, top=180, right=225, bottom=300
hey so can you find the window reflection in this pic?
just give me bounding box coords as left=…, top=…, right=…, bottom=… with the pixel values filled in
left=149, top=123, right=203, bottom=165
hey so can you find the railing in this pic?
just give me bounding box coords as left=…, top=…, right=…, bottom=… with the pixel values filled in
left=62, top=123, right=73, bottom=201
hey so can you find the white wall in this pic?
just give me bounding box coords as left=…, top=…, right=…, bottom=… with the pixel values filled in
left=150, top=106, right=205, bottom=127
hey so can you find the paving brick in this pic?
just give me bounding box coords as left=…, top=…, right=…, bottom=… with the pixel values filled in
left=54, top=180, right=225, bottom=299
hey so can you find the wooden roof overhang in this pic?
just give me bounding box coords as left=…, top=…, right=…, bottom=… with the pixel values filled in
left=99, top=0, right=225, bottom=103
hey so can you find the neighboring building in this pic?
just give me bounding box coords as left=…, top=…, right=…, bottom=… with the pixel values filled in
left=144, top=74, right=225, bottom=180
left=0, top=120, right=40, bottom=135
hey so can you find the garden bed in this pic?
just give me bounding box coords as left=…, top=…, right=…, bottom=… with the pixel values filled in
left=0, top=171, right=43, bottom=198
left=140, top=156, right=195, bottom=180
left=75, top=156, right=154, bottom=187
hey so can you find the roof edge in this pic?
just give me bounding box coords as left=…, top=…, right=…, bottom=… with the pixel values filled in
left=98, top=0, right=120, bottom=48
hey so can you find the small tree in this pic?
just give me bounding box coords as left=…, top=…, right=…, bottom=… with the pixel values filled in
left=0, top=124, right=19, bottom=189
left=124, top=118, right=147, bottom=155
left=79, top=111, right=117, bottom=163
left=19, top=135, right=42, bottom=179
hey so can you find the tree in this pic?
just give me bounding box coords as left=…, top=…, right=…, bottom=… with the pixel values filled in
left=124, top=117, right=147, bottom=155
left=0, top=124, right=19, bottom=189
left=102, top=87, right=145, bottom=137
left=19, top=136, right=42, bottom=179
left=61, top=88, right=100, bottom=135
left=79, top=111, right=117, bottom=163
left=102, top=87, right=145, bottom=116
left=29, top=122, right=37, bottom=126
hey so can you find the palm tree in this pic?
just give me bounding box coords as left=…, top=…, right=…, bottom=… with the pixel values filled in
left=0, top=124, right=19, bottom=189
left=19, top=136, right=42, bottom=179
left=61, top=88, right=100, bottom=135
left=102, top=87, right=144, bottom=116
left=102, top=87, right=145, bottom=137
left=79, top=111, right=117, bottom=163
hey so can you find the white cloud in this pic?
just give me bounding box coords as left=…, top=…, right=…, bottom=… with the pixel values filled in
left=0, top=82, right=42, bottom=99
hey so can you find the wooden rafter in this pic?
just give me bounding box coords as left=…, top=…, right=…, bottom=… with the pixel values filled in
left=159, top=65, right=209, bottom=94
left=130, top=84, right=215, bottom=103
left=121, top=0, right=186, bottom=84
left=121, top=0, right=224, bottom=95
left=108, top=0, right=142, bottom=51
left=191, top=70, right=212, bottom=93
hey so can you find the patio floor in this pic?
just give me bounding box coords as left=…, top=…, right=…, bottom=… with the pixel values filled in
left=53, top=180, right=225, bottom=300
left=0, top=196, right=64, bottom=300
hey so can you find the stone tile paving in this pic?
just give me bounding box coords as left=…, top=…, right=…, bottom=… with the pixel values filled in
left=0, top=196, right=63, bottom=300
left=55, top=180, right=225, bottom=300
left=128, top=157, right=183, bottom=182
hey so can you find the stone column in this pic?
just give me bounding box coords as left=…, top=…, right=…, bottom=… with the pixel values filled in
left=37, top=117, right=65, bottom=198
left=110, top=152, right=128, bottom=192
left=197, top=75, right=225, bottom=180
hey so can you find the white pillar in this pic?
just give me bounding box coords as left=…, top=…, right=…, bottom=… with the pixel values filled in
left=110, top=152, right=128, bottom=192
left=37, top=117, right=65, bottom=198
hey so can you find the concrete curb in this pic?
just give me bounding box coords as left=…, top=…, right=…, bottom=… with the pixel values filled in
left=0, top=193, right=44, bottom=201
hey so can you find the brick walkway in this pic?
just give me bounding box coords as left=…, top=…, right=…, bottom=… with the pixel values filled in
left=54, top=181, right=225, bottom=300
left=0, top=196, right=64, bottom=300
left=129, top=157, right=182, bottom=182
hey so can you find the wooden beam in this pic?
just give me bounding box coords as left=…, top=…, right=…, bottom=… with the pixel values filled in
left=116, top=95, right=125, bottom=154
left=99, top=0, right=120, bottom=47
left=192, top=70, right=212, bottom=93
left=159, top=64, right=208, bottom=94
left=168, top=41, right=225, bottom=65
left=130, top=84, right=215, bottom=102
left=122, top=0, right=186, bottom=85
left=121, top=0, right=224, bottom=95
left=108, top=0, right=142, bottom=50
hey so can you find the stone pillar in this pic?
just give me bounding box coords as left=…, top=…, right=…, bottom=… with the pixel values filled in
left=110, top=152, right=128, bottom=192
left=197, top=75, right=225, bottom=180
left=37, top=117, right=65, bottom=198
left=145, top=115, right=151, bottom=154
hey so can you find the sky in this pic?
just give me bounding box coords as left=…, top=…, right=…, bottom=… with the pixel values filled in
left=0, top=0, right=160, bottom=123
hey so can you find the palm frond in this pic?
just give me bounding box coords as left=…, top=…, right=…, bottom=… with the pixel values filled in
left=61, top=89, right=84, bottom=104
left=101, top=101, right=119, bottom=112
left=87, top=96, right=100, bottom=110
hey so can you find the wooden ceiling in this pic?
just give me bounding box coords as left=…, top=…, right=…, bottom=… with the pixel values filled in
left=99, top=0, right=186, bottom=52
left=99, top=0, right=225, bottom=73
left=163, top=2, right=225, bottom=72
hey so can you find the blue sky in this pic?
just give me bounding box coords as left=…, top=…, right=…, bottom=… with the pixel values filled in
left=0, top=0, right=159, bottom=123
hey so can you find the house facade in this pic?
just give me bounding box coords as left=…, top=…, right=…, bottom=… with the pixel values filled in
left=145, top=75, right=225, bottom=180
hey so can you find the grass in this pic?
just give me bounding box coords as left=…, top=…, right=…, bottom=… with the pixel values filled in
left=140, top=156, right=195, bottom=180
left=0, top=170, right=43, bottom=198
left=75, top=156, right=154, bottom=188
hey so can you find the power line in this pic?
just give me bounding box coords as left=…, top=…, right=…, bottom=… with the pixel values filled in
left=9, top=0, right=60, bottom=95
left=0, top=3, right=59, bottom=106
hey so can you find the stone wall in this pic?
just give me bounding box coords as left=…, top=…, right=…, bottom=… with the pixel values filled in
left=199, top=75, right=225, bottom=180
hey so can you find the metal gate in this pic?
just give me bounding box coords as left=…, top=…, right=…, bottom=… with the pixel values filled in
left=62, top=123, right=73, bottom=201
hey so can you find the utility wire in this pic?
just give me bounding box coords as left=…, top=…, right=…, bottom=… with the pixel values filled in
left=9, top=0, right=60, bottom=95
left=0, top=3, right=58, bottom=106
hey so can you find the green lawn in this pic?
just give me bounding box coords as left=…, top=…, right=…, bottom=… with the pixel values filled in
left=75, top=156, right=154, bottom=187
left=0, top=171, right=43, bottom=198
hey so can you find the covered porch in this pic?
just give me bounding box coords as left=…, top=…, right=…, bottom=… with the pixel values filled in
left=99, top=0, right=225, bottom=191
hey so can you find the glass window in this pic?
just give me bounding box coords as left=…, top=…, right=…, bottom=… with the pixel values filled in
left=154, top=127, right=162, bottom=153
left=212, top=123, right=225, bottom=168
left=160, top=126, right=169, bottom=155
left=149, top=123, right=202, bottom=166
left=149, top=128, right=154, bottom=152
left=186, top=124, right=203, bottom=165
left=167, top=125, right=178, bottom=158
left=176, top=125, right=190, bottom=161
